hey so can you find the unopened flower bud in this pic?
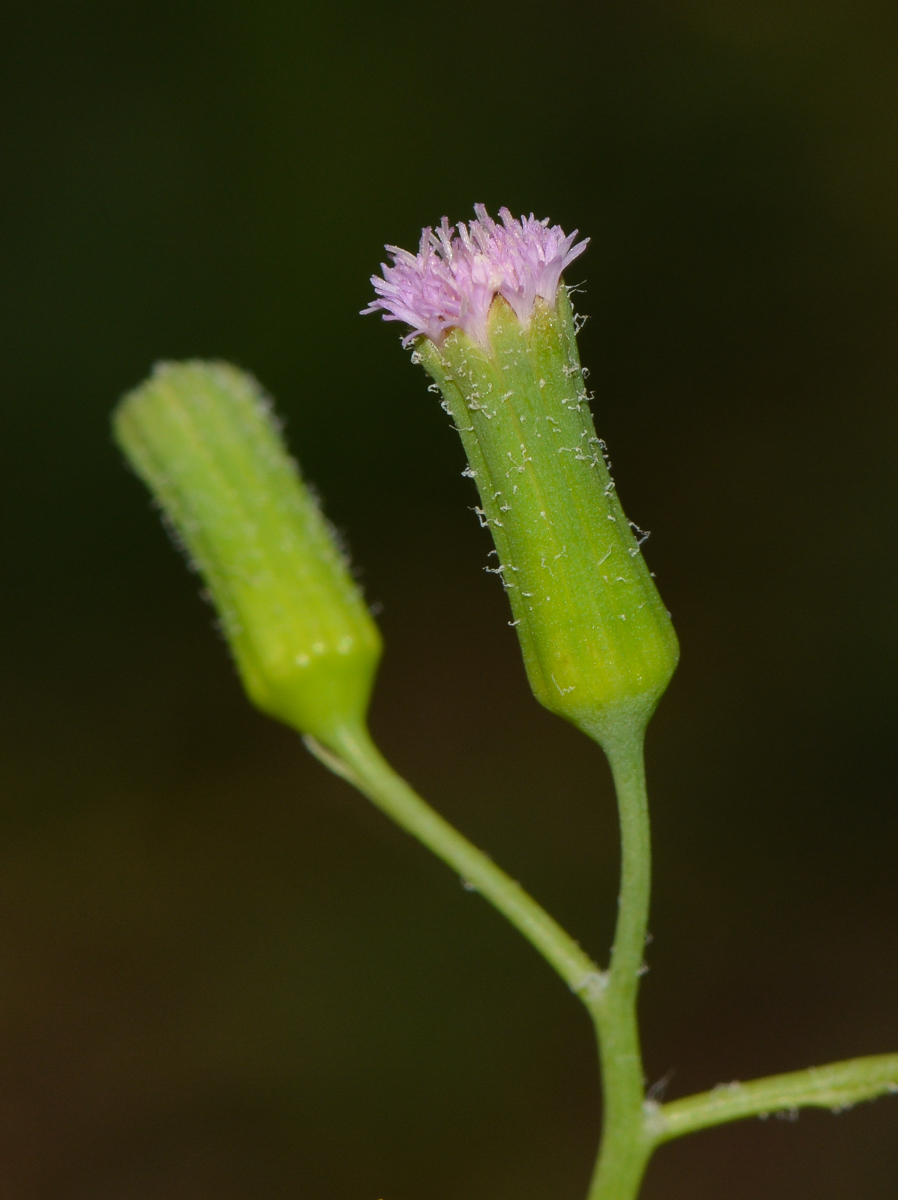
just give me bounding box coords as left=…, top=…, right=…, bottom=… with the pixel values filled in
left=365, top=206, right=678, bottom=744
left=113, top=361, right=382, bottom=747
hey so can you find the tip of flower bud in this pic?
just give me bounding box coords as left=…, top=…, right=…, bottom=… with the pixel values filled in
left=363, top=205, right=589, bottom=352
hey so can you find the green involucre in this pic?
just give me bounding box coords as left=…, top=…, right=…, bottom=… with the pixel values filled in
left=113, top=361, right=382, bottom=747
left=414, top=289, right=679, bottom=746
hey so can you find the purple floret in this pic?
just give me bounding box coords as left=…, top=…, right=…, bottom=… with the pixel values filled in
left=363, top=205, right=589, bottom=351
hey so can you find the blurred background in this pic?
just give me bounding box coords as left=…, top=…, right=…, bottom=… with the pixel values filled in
left=1, top=0, right=897, bottom=1196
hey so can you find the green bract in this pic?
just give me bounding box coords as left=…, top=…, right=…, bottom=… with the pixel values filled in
left=414, top=289, right=679, bottom=747
left=113, top=361, right=382, bottom=748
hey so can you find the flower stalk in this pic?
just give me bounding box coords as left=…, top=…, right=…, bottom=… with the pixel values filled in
left=305, top=726, right=603, bottom=996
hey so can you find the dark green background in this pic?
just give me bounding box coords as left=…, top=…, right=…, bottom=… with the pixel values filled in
left=2, top=1, right=897, bottom=1196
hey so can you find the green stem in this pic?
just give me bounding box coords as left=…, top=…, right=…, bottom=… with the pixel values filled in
left=311, top=720, right=660, bottom=1200
left=649, top=1053, right=898, bottom=1143
left=307, top=720, right=897, bottom=1200
left=304, top=724, right=604, bottom=999
left=586, top=723, right=655, bottom=1200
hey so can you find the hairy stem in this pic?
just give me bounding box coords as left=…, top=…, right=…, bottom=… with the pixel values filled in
left=649, top=1053, right=898, bottom=1143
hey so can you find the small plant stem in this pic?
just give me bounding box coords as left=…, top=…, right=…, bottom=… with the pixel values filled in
left=305, top=724, right=603, bottom=996
left=648, top=1053, right=898, bottom=1143
left=312, top=720, right=660, bottom=1200
left=586, top=723, right=654, bottom=1200
left=308, top=718, right=897, bottom=1200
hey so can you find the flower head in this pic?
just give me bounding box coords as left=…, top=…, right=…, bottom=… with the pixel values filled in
left=114, top=362, right=382, bottom=749
left=367, top=205, right=677, bottom=746
left=363, top=205, right=589, bottom=351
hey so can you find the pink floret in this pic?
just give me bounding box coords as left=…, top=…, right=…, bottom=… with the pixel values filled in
left=363, top=206, right=589, bottom=351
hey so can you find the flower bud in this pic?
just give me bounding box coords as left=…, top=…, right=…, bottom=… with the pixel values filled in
left=365, top=207, right=678, bottom=744
left=113, top=361, right=382, bottom=747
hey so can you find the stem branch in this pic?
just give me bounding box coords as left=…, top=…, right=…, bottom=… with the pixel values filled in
left=305, top=724, right=603, bottom=999
left=649, top=1053, right=898, bottom=1143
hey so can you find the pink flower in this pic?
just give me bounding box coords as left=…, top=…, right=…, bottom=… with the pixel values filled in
left=363, top=205, right=589, bottom=351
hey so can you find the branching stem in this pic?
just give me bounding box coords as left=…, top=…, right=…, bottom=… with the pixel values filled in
left=306, top=722, right=898, bottom=1200
left=650, top=1054, right=898, bottom=1143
